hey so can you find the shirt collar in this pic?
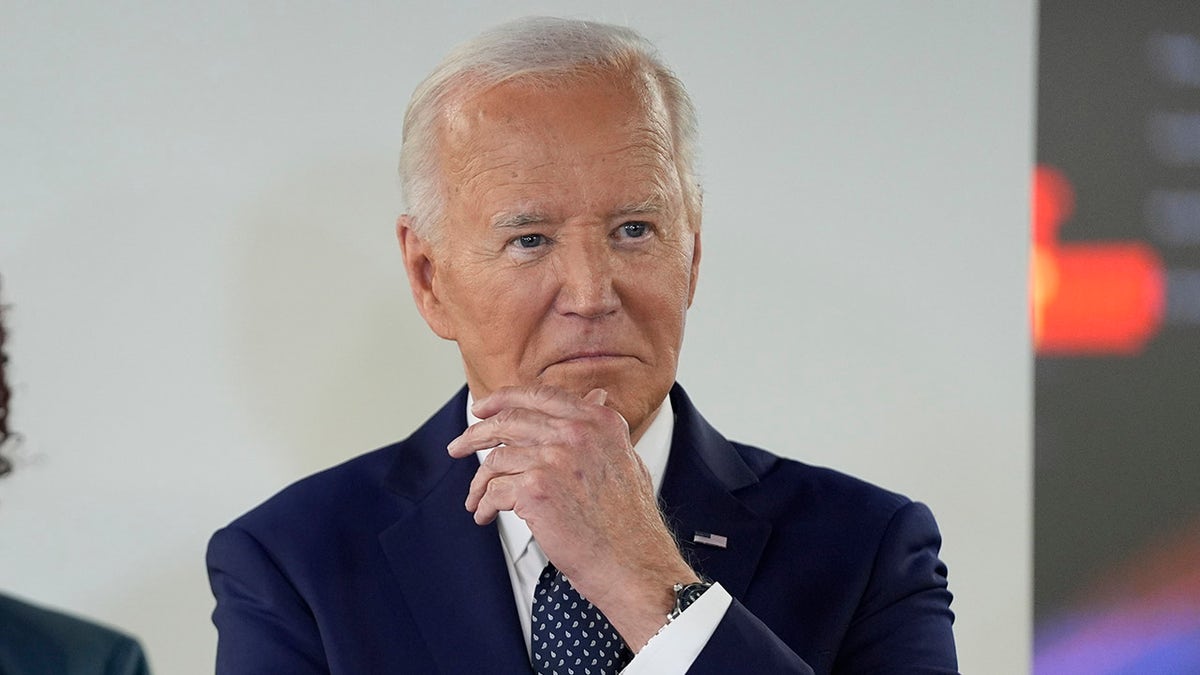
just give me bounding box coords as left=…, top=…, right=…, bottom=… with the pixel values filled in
left=470, top=393, right=675, bottom=562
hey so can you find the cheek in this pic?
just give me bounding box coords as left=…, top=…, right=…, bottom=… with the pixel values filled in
left=444, top=266, right=550, bottom=347
left=621, top=254, right=695, bottom=333
left=440, top=269, right=497, bottom=336
left=648, top=244, right=698, bottom=306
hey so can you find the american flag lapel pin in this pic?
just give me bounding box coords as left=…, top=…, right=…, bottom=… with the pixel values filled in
left=693, top=531, right=728, bottom=549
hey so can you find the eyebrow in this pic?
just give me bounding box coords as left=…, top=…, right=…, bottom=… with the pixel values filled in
left=613, top=195, right=667, bottom=218
left=491, top=212, right=550, bottom=230
left=489, top=195, right=669, bottom=230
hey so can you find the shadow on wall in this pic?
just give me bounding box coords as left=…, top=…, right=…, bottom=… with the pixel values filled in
left=228, top=153, right=462, bottom=477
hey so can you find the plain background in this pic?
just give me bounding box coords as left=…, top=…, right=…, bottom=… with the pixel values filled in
left=0, top=3, right=1034, bottom=673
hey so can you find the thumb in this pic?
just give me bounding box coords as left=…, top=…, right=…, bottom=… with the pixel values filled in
left=584, top=388, right=608, bottom=406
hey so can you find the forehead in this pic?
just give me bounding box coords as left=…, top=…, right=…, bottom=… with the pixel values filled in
left=435, top=72, right=681, bottom=219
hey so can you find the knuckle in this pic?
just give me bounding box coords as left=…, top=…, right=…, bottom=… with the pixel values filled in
left=597, top=405, right=626, bottom=430
left=561, top=419, right=590, bottom=446
left=481, top=452, right=500, bottom=472
left=541, top=448, right=568, bottom=472
left=511, top=500, right=531, bottom=520
left=523, top=468, right=550, bottom=496
left=495, top=407, right=520, bottom=426
left=469, top=474, right=490, bottom=497
left=559, top=426, right=580, bottom=447
left=483, top=476, right=511, bottom=503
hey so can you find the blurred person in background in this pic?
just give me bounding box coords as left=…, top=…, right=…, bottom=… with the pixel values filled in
left=0, top=276, right=151, bottom=675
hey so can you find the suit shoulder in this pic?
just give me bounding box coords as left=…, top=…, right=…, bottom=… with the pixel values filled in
left=730, top=441, right=913, bottom=524
left=218, top=442, right=405, bottom=543
left=219, top=388, right=467, bottom=540
left=0, top=593, right=149, bottom=674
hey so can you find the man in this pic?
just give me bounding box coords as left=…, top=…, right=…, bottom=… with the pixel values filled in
left=208, top=17, right=957, bottom=674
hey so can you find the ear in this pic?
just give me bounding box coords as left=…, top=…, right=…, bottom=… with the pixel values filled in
left=397, top=215, right=456, bottom=340
left=687, top=228, right=702, bottom=307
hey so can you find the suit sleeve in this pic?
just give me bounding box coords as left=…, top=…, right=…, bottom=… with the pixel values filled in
left=103, top=634, right=152, bottom=675
left=687, top=501, right=957, bottom=675
left=207, top=525, right=330, bottom=675
left=831, top=501, right=957, bottom=672
left=686, top=599, right=817, bottom=674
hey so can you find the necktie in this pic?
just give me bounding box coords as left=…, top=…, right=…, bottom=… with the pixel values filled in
left=531, top=563, right=632, bottom=675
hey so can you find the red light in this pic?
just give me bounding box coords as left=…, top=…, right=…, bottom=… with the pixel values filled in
left=1032, top=165, right=1166, bottom=355
left=1033, top=164, right=1074, bottom=245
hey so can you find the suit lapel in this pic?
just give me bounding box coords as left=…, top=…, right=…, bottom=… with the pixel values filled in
left=660, top=385, right=773, bottom=599
left=373, top=384, right=768, bottom=671
left=378, top=388, right=533, bottom=674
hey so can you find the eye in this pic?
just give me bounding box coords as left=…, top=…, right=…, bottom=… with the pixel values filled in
left=514, top=234, right=546, bottom=249
left=620, top=221, right=650, bottom=238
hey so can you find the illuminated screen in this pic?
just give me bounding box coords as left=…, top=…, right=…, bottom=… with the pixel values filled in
left=1035, top=2, right=1200, bottom=672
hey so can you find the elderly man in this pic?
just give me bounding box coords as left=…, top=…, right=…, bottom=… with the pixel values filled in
left=208, top=17, right=957, bottom=675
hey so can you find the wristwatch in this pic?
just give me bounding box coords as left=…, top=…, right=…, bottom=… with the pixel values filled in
left=668, top=581, right=713, bottom=622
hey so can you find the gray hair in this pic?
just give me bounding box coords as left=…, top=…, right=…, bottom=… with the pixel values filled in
left=398, top=16, right=701, bottom=243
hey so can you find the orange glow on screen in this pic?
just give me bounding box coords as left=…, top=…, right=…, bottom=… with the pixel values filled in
left=1032, top=165, right=1166, bottom=355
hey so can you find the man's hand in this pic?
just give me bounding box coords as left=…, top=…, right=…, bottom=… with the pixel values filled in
left=446, top=385, right=700, bottom=650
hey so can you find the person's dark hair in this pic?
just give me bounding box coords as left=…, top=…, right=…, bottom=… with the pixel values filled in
left=1, top=276, right=12, bottom=477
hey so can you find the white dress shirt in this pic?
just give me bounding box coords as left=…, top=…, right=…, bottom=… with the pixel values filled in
left=471, top=395, right=733, bottom=674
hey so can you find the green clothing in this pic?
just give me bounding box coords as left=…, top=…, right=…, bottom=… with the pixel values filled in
left=0, top=594, right=149, bottom=675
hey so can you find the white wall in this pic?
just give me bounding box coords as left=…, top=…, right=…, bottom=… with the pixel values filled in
left=0, top=3, right=1033, bottom=673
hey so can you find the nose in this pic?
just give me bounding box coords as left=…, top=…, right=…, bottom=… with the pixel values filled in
left=554, top=236, right=620, bottom=319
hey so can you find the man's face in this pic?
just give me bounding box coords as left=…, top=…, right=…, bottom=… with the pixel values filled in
left=402, top=71, right=701, bottom=442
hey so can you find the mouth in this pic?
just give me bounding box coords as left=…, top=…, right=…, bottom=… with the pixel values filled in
left=540, top=352, right=637, bottom=375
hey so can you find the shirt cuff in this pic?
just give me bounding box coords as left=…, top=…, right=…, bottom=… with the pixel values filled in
left=620, top=582, right=732, bottom=675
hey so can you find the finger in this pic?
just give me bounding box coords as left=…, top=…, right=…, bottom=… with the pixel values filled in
left=584, top=388, right=608, bottom=406
left=447, top=407, right=558, bottom=457
left=471, top=384, right=593, bottom=420
left=472, top=475, right=519, bottom=525
left=465, top=446, right=538, bottom=511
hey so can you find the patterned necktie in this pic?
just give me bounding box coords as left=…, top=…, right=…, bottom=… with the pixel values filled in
left=531, top=563, right=633, bottom=675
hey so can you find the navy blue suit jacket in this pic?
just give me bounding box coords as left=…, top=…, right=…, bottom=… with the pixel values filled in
left=207, top=385, right=957, bottom=674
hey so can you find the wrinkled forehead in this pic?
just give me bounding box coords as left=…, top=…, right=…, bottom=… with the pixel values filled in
left=435, top=67, right=676, bottom=181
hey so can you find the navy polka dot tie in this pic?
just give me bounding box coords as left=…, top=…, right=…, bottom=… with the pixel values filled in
left=531, top=563, right=632, bottom=675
